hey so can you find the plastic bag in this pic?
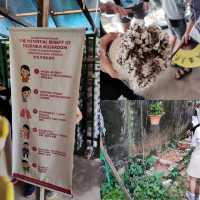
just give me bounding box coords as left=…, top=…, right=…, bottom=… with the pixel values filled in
left=190, top=17, right=200, bottom=43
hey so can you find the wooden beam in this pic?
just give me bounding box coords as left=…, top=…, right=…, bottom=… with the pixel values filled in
left=37, top=0, right=49, bottom=27
left=0, top=7, right=31, bottom=27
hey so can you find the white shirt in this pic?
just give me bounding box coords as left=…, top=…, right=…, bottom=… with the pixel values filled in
left=192, top=126, right=200, bottom=148
left=191, top=109, right=200, bottom=148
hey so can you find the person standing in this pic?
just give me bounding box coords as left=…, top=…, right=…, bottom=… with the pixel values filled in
left=184, top=0, right=200, bottom=45
left=144, top=0, right=193, bottom=79
left=186, top=104, right=200, bottom=200
left=100, top=0, right=145, bottom=100
left=100, top=1, right=128, bottom=16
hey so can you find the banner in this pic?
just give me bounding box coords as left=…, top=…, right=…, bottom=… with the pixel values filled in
left=10, top=28, right=85, bottom=195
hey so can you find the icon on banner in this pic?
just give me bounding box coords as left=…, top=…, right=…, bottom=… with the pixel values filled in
left=20, top=65, right=30, bottom=83
left=22, top=160, right=30, bottom=173
left=22, top=142, right=29, bottom=159
left=21, top=86, right=31, bottom=102
left=21, top=124, right=30, bottom=140
left=20, top=108, right=32, bottom=120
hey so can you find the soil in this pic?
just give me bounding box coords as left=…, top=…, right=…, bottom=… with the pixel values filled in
left=159, top=150, right=184, bottom=163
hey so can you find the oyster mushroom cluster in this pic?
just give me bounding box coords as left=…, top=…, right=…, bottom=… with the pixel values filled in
left=116, top=23, right=171, bottom=90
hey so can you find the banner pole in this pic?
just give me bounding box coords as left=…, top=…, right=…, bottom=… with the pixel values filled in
left=38, top=1, right=49, bottom=199
left=40, top=187, right=45, bottom=200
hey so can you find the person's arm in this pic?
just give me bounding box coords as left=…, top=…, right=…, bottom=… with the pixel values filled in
left=184, top=21, right=195, bottom=45
left=184, top=1, right=196, bottom=45
left=143, top=0, right=150, bottom=13
left=76, top=107, right=82, bottom=124
left=100, top=2, right=112, bottom=13
left=100, top=33, right=119, bottom=79
left=100, top=2, right=128, bottom=16
left=100, top=32, right=118, bottom=55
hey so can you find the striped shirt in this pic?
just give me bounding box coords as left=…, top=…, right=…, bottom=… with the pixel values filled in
left=161, top=0, right=185, bottom=20
left=190, top=0, right=200, bottom=21
left=144, top=0, right=186, bottom=20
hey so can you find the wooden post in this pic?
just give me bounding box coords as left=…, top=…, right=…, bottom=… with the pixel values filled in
left=37, top=0, right=49, bottom=27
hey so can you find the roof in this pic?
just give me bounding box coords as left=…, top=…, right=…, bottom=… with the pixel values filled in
left=0, top=0, right=100, bottom=38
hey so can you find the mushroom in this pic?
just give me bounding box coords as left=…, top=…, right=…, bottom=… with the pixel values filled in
left=116, top=23, right=170, bottom=90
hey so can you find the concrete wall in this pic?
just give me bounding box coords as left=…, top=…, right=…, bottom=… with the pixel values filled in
left=101, top=100, right=195, bottom=167
left=101, top=101, right=129, bottom=168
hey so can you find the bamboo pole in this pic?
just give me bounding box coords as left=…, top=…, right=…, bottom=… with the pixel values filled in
left=0, top=7, right=30, bottom=26
left=100, top=138, right=132, bottom=200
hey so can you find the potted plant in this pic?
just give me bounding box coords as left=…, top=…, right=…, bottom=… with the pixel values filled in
left=148, top=102, right=163, bottom=125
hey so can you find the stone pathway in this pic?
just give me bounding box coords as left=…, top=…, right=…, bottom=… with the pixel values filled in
left=153, top=138, right=191, bottom=176
left=148, top=138, right=200, bottom=199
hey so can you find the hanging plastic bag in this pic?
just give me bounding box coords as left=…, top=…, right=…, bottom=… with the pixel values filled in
left=190, top=16, right=200, bottom=43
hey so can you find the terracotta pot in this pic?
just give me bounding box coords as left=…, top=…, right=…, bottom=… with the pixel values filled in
left=148, top=115, right=161, bottom=125
left=178, top=143, right=190, bottom=151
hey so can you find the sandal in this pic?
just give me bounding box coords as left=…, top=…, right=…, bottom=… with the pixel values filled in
left=175, top=67, right=192, bottom=80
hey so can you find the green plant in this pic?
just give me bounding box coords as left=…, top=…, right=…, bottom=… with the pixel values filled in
left=101, top=183, right=126, bottom=200
left=102, top=155, right=187, bottom=200
left=128, top=163, right=145, bottom=176
left=149, top=102, right=163, bottom=115
left=166, top=176, right=187, bottom=200
left=168, top=167, right=180, bottom=182
left=145, top=156, right=158, bottom=170
left=133, top=172, right=167, bottom=200
left=124, top=157, right=146, bottom=194
left=167, top=139, right=178, bottom=149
